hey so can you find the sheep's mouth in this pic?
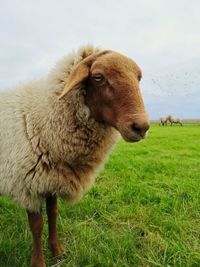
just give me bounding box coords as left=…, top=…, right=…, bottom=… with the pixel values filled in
left=120, top=131, right=145, bottom=142
left=116, top=123, right=148, bottom=143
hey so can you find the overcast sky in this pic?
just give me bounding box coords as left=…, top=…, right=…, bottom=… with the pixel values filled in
left=0, top=0, right=199, bottom=119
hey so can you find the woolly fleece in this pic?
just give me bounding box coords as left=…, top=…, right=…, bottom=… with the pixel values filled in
left=0, top=46, right=119, bottom=212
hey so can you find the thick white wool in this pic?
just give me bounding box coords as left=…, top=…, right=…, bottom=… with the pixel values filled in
left=0, top=46, right=120, bottom=212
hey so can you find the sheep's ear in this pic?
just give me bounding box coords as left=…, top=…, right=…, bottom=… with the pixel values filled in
left=59, top=50, right=109, bottom=99
left=59, top=62, right=90, bottom=99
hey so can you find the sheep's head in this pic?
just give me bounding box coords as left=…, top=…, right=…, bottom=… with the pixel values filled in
left=60, top=50, right=150, bottom=142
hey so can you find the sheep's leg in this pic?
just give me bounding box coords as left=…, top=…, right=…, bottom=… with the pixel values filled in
left=27, top=211, right=46, bottom=267
left=46, top=194, right=64, bottom=257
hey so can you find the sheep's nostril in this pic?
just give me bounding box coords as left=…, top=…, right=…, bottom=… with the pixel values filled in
left=131, top=122, right=150, bottom=138
left=131, top=123, right=142, bottom=135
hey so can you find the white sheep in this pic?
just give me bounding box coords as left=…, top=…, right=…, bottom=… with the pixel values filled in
left=0, top=45, right=149, bottom=267
left=166, top=115, right=183, bottom=126
left=159, top=117, right=168, bottom=126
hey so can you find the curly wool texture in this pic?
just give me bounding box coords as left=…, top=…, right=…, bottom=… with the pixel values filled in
left=0, top=46, right=120, bottom=212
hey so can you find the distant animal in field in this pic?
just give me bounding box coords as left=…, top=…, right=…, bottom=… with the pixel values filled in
left=159, top=117, right=168, bottom=126
left=0, top=45, right=150, bottom=267
left=166, top=115, right=183, bottom=126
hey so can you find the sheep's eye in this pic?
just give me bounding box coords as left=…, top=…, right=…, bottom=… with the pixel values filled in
left=93, top=74, right=104, bottom=82
left=138, top=73, right=142, bottom=81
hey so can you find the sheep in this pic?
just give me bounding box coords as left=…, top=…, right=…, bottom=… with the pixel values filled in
left=159, top=117, right=168, bottom=126
left=0, top=45, right=150, bottom=267
left=166, top=115, right=183, bottom=126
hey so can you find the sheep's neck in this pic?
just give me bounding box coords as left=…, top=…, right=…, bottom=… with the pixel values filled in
left=37, top=87, right=119, bottom=167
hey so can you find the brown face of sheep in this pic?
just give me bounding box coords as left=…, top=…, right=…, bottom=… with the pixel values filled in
left=60, top=51, right=150, bottom=142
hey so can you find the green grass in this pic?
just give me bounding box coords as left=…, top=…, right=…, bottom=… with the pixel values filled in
left=0, top=125, right=200, bottom=267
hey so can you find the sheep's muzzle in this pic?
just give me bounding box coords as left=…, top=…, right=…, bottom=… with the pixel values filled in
left=116, top=113, right=150, bottom=142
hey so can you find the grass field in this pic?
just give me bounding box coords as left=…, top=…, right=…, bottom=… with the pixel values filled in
left=0, top=125, right=200, bottom=267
